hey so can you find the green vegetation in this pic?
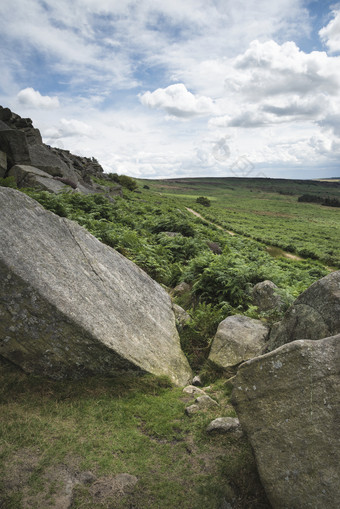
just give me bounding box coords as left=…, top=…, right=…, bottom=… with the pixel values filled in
left=141, top=177, right=340, bottom=267
left=0, top=358, right=269, bottom=508
left=1, top=175, right=338, bottom=507
left=19, top=180, right=332, bottom=368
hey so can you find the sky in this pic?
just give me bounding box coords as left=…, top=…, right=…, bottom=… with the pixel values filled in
left=0, top=0, right=340, bottom=180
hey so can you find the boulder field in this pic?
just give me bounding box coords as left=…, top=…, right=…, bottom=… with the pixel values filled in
left=0, top=188, right=192, bottom=385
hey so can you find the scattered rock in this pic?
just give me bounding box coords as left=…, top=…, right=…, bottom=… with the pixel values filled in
left=0, top=188, right=192, bottom=385
left=206, top=417, right=242, bottom=434
left=267, top=270, right=340, bottom=351
left=185, top=404, right=200, bottom=416
left=183, top=385, right=206, bottom=396
left=251, top=280, right=284, bottom=312
left=195, top=395, right=219, bottom=409
left=232, top=334, right=340, bottom=509
left=173, top=303, right=191, bottom=329
left=207, top=241, right=222, bottom=254
left=209, top=315, right=269, bottom=368
left=192, top=375, right=202, bottom=386
left=173, top=281, right=191, bottom=295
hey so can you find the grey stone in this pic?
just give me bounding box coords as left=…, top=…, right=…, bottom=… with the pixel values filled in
left=173, top=303, right=191, bottom=329
left=195, top=395, right=219, bottom=408
left=192, top=375, right=202, bottom=386
left=185, top=404, right=200, bottom=416
left=0, top=150, right=7, bottom=174
left=209, top=315, right=269, bottom=368
left=173, top=282, right=191, bottom=295
left=8, top=165, right=69, bottom=192
left=0, top=188, right=192, bottom=385
left=206, top=417, right=241, bottom=434
left=231, top=334, right=340, bottom=509
left=267, top=270, right=340, bottom=351
left=252, top=280, right=283, bottom=312
left=0, top=129, right=31, bottom=167
left=183, top=385, right=206, bottom=396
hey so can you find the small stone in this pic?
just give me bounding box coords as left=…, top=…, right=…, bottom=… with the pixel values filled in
left=206, top=417, right=241, bottom=434
left=183, top=385, right=206, bottom=396
left=192, top=375, right=202, bottom=386
left=185, top=404, right=200, bottom=416
left=195, top=395, right=219, bottom=408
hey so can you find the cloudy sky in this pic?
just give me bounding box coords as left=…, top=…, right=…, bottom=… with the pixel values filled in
left=1, top=0, right=340, bottom=179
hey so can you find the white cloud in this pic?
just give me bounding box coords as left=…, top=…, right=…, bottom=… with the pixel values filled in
left=319, top=9, right=340, bottom=54
left=17, top=88, right=60, bottom=109
left=139, top=84, right=216, bottom=118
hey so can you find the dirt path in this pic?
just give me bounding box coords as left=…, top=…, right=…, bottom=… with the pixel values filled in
left=186, top=207, right=235, bottom=235
left=186, top=207, right=305, bottom=261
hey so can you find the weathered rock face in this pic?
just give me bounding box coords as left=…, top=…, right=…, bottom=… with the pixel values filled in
left=208, top=315, right=269, bottom=368
left=0, top=188, right=192, bottom=385
left=251, top=280, right=283, bottom=313
left=267, top=271, right=340, bottom=351
left=8, top=165, right=70, bottom=193
left=0, top=105, right=119, bottom=195
left=232, top=335, right=340, bottom=509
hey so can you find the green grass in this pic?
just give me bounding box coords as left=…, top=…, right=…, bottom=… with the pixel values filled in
left=0, top=358, right=269, bottom=508
left=140, top=177, right=340, bottom=267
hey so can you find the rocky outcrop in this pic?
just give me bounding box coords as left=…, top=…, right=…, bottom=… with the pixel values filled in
left=231, top=334, right=340, bottom=509
left=0, top=105, right=121, bottom=195
left=0, top=188, right=192, bottom=385
left=251, top=280, right=283, bottom=313
left=267, top=270, right=340, bottom=351
left=208, top=315, right=269, bottom=368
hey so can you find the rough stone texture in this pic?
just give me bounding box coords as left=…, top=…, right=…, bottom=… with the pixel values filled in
left=173, top=282, right=191, bottom=295
left=185, top=404, right=200, bottom=416
left=231, top=335, right=340, bottom=509
left=0, top=150, right=7, bottom=174
left=183, top=385, right=206, bottom=396
left=195, top=395, right=219, bottom=408
left=267, top=270, right=340, bottom=351
left=0, top=105, right=119, bottom=194
left=0, top=129, right=31, bottom=167
left=209, top=315, right=269, bottom=368
left=206, top=417, right=241, bottom=434
left=0, top=188, right=192, bottom=385
left=251, top=280, right=283, bottom=312
left=8, top=165, right=70, bottom=193
left=173, top=303, right=191, bottom=329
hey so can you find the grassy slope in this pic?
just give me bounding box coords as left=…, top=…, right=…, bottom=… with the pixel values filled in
left=140, top=177, right=340, bottom=267
left=0, top=358, right=270, bottom=509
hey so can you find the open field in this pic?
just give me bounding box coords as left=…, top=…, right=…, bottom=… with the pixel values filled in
left=140, top=178, right=340, bottom=267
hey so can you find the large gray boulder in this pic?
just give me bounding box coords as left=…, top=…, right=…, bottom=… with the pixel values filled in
left=0, top=188, right=192, bottom=385
left=231, top=335, right=340, bottom=509
left=208, top=315, right=269, bottom=368
left=267, top=271, right=340, bottom=351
